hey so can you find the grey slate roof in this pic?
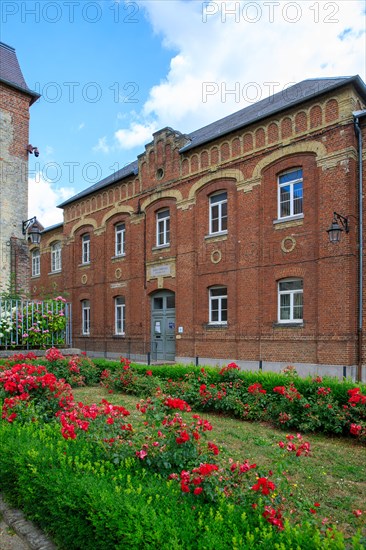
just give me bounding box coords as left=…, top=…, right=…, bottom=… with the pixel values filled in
left=59, top=75, right=366, bottom=208
left=58, top=160, right=139, bottom=207
left=180, top=75, right=366, bottom=152
left=0, top=42, right=40, bottom=104
left=41, top=222, right=64, bottom=234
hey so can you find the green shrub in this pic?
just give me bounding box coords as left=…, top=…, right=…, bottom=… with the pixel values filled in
left=0, top=422, right=355, bottom=549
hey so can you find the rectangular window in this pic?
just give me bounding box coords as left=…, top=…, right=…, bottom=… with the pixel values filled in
left=115, top=223, right=125, bottom=256
left=51, top=242, right=62, bottom=272
left=278, top=169, right=303, bottom=219
left=82, top=300, right=90, bottom=335
left=32, top=249, right=40, bottom=277
left=278, top=279, right=303, bottom=323
left=210, top=192, right=227, bottom=235
left=115, top=297, right=125, bottom=335
left=156, top=210, right=170, bottom=247
left=209, top=287, right=227, bottom=324
left=82, top=234, right=90, bottom=264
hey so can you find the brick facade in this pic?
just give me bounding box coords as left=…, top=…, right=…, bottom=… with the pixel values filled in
left=0, top=42, right=39, bottom=295
left=30, top=78, right=366, bottom=379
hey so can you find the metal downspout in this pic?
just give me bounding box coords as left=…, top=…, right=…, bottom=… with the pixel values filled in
left=353, top=111, right=365, bottom=382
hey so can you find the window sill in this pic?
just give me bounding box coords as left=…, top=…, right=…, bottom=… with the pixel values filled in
left=205, top=231, right=228, bottom=241
left=204, top=323, right=228, bottom=330
left=273, top=322, right=304, bottom=328
left=48, top=270, right=62, bottom=275
left=273, top=214, right=304, bottom=227
left=152, top=245, right=170, bottom=252
left=113, top=334, right=125, bottom=338
left=78, top=263, right=91, bottom=268
left=111, top=255, right=126, bottom=261
left=31, top=274, right=40, bottom=279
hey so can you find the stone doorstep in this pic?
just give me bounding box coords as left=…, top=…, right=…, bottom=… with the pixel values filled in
left=0, top=495, right=57, bottom=550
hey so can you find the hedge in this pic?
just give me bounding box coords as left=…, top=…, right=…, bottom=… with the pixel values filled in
left=0, top=422, right=359, bottom=550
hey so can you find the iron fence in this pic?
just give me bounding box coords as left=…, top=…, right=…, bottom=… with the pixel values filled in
left=0, top=299, right=72, bottom=349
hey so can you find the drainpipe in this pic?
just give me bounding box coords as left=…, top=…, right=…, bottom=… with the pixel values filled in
left=353, top=110, right=366, bottom=382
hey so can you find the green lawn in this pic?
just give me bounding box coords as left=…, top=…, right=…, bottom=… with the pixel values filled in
left=73, top=385, right=366, bottom=538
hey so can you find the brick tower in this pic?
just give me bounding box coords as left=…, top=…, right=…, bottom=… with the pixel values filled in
left=0, top=42, right=40, bottom=295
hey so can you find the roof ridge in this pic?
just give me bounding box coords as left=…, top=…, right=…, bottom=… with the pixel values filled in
left=0, top=41, right=15, bottom=51
left=181, top=75, right=364, bottom=152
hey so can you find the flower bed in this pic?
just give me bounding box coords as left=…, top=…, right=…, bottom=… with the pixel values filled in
left=1, top=357, right=365, bottom=547
left=1, top=349, right=101, bottom=387
left=98, top=359, right=366, bottom=443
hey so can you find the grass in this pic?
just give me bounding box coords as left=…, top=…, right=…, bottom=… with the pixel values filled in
left=73, top=385, right=366, bottom=538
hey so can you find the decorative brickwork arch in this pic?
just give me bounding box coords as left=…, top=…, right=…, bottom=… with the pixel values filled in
left=310, top=105, right=323, bottom=128
left=238, top=140, right=327, bottom=193
left=140, top=190, right=183, bottom=213
left=187, top=169, right=245, bottom=202
left=275, top=266, right=306, bottom=280
left=101, top=205, right=134, bottom=228
left=69, top=218, right=98, bottom=238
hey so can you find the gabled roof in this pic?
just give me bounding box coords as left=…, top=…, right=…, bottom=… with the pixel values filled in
left=59, top=75, right=366, bottom=208
left=41, top=222, right=63, bottom=234
left=180, top=75, right=366, bottom=152
left=0, top=42, right=40, bottom=104
left=58, top=160, right=139, bottom=207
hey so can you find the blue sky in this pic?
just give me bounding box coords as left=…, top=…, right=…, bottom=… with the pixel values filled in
left=2, top=0, right=366, bottom=226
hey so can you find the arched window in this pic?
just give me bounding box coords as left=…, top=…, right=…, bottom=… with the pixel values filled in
left=115, top=296, right=125, bottom=335
left=278, top=169, right=303, bottom=219
left=81, top=300, right=90, bottom=335
left=209, top=191, right=227, bottom=235
left=115, top=223, right=125, bottom=256
left=82, top=234, right=90, bottom=264
left=209, top=286, right=227, bottom=324
left=156, top=209, right=170, bottom=247
left=278, top=278, right=303, bottom=323
left=51, top=242, right=62, bottom=272
left=31, top=249, right=40, bottom=277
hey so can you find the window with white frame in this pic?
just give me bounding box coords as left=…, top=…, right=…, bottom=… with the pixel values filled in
left=156, top=209, right=170, bottom=247
left=278, top=169, right=303, bottom=219
left=82, top=234, right=90, bottom=264
left=31, top=249, right=40, bottom=277
left=278, top=279, right=303, bottom=323
left=209, top=192, right=227, bottom=235
left=115, top=223, right=125, bottom=256
left=115, top=296, right=125, bottom=335
left=209, top=286, right=227, bottom=324
left=81, top=300, right=90, bottom=335
left=51, top=242, right=62, bottom=272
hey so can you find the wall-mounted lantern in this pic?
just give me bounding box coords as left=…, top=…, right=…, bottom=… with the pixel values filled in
left=22, top=217, right=41, bottom=245
left=326, top=212, right=350, bottom=244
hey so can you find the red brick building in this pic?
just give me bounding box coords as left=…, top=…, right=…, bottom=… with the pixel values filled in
left=30, top=76, right=366, bottom=380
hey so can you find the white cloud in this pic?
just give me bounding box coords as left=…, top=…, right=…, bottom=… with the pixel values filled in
left=93, top=136, right=111, bottom=153
left=78, top=122, right=85, bottom=131
left=28, top=174, right=75, bottom=228
left=114, top=0, right=366, bottom=145
left=115, top=121, right=158, bottom=149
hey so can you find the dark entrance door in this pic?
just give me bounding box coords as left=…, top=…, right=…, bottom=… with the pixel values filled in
left=151, top=291, right=176, bottom=361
